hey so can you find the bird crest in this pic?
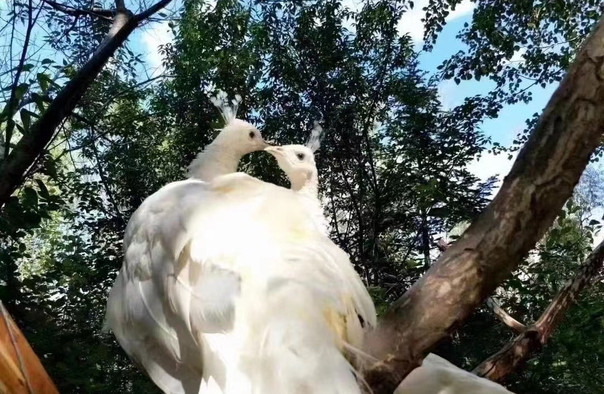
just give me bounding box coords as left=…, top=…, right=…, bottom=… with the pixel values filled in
left=209, top=90, right=242, bottom=126
left=306, top=120, right=323, bottom=153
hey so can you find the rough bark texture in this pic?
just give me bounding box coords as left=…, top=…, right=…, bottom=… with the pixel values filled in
left=363, top=16, right=604, bottom=394
left=473, top=240, right=604, bottom=381
left=0, top=0, right=172, bottom=209
left=0, top=302, right=58, bottom=394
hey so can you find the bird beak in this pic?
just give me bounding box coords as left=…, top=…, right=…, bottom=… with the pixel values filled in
left=264, top=146, right=284, bottom=156
left=261, top=140, right=274, bottom=149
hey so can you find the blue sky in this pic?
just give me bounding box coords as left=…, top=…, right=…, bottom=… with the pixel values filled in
left=132, top=0, right=558, bottom=182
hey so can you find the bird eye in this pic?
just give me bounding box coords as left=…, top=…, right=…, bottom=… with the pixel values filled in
left=296, top=152, right=305, bottom=160
left=249, top=131, right=255, bottom=138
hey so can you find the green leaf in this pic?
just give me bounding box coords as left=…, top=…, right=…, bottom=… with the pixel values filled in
left=35, top=179, right=50, bottom=200
left=22, top=187, right=38, bottom=208
left=31, top=93, right=47, bottom=112
left=37, top=73, right=51, bottom=93
left=14, top=83, right=29, bottom=101
left=20, top=108, right=31, bottom=131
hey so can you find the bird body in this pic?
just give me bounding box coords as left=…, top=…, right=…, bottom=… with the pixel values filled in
left=264, top=140, right=515, bottom=394
left=106, top=171, right=375, bottom=394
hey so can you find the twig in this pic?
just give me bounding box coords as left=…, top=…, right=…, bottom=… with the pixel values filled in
left=486, top=298, right=526, bottom=333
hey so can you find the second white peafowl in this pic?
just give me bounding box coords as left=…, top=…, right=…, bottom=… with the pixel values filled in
left=264, top=126, right=514, bottom=394
left=264, top=122, right=330, bottom=236
left=106, top=112, right=375, bottom=392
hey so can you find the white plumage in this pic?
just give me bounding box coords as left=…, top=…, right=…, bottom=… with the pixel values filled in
left=264, top=134, right=515, bottom=394
left=107, top=172, right=375, bottom=393
left=106, top=107, right=375, bottom=393
left=394, top=353, right=514, bottom=394
left=106, top=102, right=512, bottom=394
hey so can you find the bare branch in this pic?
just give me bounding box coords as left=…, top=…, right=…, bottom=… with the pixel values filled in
left=363, top=15, right=604, bottom=394
left=3, top=0, right=39, bottom=160
left=115, top=0, right=126, bottom=12
left=134, top=0, right=172, bottom=22
left=486, top=298, right=526, bottom=334
left=41, top=0, right=114, bottom=20
left=0, top=301, right=59, bottom=393
left=473, top=239, right=604, bottom=381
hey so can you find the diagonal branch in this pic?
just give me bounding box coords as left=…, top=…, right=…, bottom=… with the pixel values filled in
left=0, top=0, right=173, bottom=209
left=435, top=238, right=527, bottom=333
left=473, top=239, right=604, bottom=381
left=134, top=0, right=173, bottom=22
left=363, top=15, right=604, bottom=394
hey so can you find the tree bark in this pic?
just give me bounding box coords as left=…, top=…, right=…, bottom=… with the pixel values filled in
left=363, top=16, right=604, bottom=394
left=473, top=239, right=604, bottom=381
left=0, top=0, right=173, bottom=209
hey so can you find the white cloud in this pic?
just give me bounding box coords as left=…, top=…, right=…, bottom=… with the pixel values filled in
left=446, top=0, right=475, bottom=21
left=437, top=79, right=458, bottom=110
left=140, top=21, right=174, bottom=77
left=467, top=151, right=518, bottom=195
left=398, top=0, right=475, bottom=42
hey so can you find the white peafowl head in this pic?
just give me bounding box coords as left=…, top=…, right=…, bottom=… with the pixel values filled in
left=265, top=121, right=322, bottom=192
left=208, top=92, right=270, bottom=154
left=187, top=91, right=270, bottom=180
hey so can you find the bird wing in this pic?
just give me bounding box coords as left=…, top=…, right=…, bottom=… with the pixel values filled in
left=107, top=176, right=268, bottom=393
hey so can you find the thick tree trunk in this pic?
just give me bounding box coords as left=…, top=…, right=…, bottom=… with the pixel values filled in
left=473, top=240, right=604, bottom=381
left=0, top=0, right=172, bottom=209
left=363, top=16, right=604, bottom=394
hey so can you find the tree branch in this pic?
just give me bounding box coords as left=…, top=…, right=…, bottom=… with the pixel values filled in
left=41, top=0, right=114, bottom=20
left=0, top=0, right=173, bottom=209
left=486, top=298, right=526, bottom=334
left=363, top=15, right=604, bottom=394
left=473, top=239, right=604, bottom=381
left=3, top=0, right=38, bottom=160
left=134, top=0, right=173, bottom=22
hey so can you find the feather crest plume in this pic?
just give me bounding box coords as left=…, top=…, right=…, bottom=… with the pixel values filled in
left=306, top=121, right=323, bottom=153
left=209, top=90, right=242, bottom=126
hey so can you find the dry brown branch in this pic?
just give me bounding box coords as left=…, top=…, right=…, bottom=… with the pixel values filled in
left=486, top=298, right=526, bottom=334
left=473, top=239, right=604, bottom=381
left=363, top=16, right=604, bottom=394
left=0, top=302, right=59, bottom=394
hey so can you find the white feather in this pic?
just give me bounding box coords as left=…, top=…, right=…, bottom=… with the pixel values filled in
left=394, top=353, right=515, bottom=394
left=106, top=172, right=376, bottom=393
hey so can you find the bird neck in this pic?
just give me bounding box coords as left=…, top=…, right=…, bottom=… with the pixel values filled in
left=187, top=142, right=243, bottom=181
left=290, top=170, right=318, bottom=198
